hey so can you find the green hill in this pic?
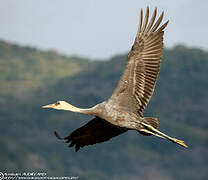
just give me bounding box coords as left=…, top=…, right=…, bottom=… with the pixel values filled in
left=0, top=41, right=90, bottom=98
left=0, top=42, right=208, bottom=180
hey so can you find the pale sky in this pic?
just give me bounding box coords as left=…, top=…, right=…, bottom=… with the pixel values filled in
left=0, top=0, right=207, bottom=59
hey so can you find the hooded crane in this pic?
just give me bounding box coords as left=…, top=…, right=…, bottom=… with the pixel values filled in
left=43, top=7, right=188, bottom=152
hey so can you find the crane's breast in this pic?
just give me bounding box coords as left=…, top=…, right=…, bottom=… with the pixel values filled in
left=102, top=101, right=140, bottom=129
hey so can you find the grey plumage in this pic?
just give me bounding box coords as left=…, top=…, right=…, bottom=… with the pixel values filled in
left=43, top=7, right=187, bottom=152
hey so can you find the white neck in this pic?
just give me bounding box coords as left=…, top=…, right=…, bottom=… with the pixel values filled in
left=59, top=101, right=97, bottom=115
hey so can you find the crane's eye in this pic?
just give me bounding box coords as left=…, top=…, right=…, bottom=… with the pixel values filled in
left=55, top=101, right=60, bottom=105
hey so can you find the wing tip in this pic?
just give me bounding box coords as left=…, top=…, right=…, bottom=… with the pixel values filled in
left=54, top=130, right=64, bottom=140
left=138, top=7, right=169, bottom=34
left=146, top=6, right=149, bottom=12
left=156, top=20, right=169, bottom=33
left=75, top=145, right=80, bottom=152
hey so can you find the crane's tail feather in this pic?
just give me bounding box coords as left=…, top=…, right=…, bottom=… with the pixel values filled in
left=141, top=122, right=188, bottom=148
left=139, top=117, right=159, bottom=136
left=143, top=117, right=159, bottom=129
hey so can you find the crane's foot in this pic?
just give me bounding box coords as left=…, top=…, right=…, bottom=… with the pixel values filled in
left=171, top=138, right=188, bottom=148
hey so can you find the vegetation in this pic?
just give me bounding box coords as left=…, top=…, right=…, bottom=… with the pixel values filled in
left=0, top=41, right=208, bottom=180
left=0, top=41, right=90, bottom=98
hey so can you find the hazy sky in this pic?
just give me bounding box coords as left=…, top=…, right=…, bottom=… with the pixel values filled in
left=0, top=0, right=207, bottom=59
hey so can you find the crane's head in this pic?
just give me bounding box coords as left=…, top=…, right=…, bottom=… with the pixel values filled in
left=42, top=101, right=81, bottom=112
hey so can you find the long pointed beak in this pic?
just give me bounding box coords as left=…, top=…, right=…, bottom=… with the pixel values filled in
left=42, top=104, right=55, bottom=108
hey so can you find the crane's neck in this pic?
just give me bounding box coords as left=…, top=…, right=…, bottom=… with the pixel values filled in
left=59, top=101, right=98, bottom=116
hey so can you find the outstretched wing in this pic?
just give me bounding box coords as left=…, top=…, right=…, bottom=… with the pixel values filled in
left=54, top=117, right=127, bottom=152
left=111, top=7, right=168, bottom=116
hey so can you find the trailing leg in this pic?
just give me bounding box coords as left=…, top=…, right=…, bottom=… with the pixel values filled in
left=141, top=122, right=188, bottom=148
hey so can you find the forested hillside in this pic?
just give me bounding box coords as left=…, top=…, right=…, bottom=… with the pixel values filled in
left=0, top=41, right=90, bottom=98
left=0, top=41, right=208, bottom=180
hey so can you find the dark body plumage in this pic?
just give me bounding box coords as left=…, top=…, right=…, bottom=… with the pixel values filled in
left=43, top=7, right=187, bottom=152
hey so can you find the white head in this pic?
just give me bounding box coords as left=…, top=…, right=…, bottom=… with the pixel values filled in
left=42, top=100, right=81, bottom=112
